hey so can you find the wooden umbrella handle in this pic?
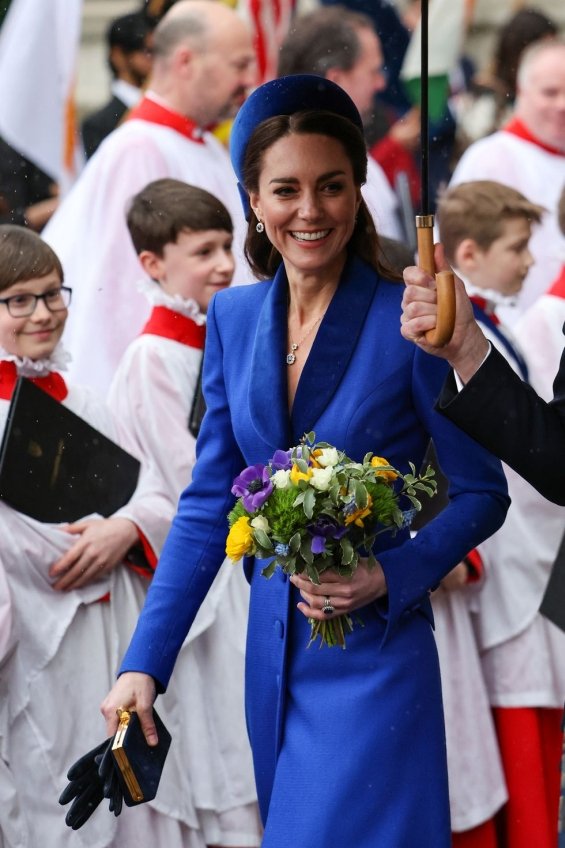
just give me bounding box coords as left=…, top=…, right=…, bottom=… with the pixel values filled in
left=416, top=217, right=456, bottom=347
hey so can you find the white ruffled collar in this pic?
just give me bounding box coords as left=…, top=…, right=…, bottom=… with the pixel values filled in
left=137, top=277, right=207, bottom=325
left=0, top=342, right=71, bottom=378
left=461, top=278, right=518, bottom=310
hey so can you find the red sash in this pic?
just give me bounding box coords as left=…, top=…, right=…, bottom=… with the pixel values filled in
left=141, top=306, right=206, bottom=349
left=548, top=265, right=565, bottom=299
left=470, top=295, right=500, bottom=325
left=127, top=96, right=206, bottom=144
left=504, top=117, right=565, bottom=158
left=0, top=360, right=68, bottom=402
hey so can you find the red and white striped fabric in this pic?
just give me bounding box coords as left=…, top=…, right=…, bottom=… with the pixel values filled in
left=242, top=0, right=296, bottom=83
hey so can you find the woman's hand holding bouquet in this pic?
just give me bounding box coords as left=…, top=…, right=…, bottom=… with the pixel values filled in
left=226, top=433, right=436, bottom=648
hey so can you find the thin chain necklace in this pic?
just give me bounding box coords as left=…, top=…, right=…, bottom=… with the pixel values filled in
left=286, top=313, right=325, bottom=365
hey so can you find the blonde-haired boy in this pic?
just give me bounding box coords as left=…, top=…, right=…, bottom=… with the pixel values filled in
left=438, top=180, right=543, bottom=318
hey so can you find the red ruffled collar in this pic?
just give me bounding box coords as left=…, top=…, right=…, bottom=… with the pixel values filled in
left=0, top=360, right=68, bottom=402
left=470, top=295, right=500, bottom=325
left=503, top=117, right=565, bottom=157
left=141, top=306, right=206, bottom=349
left=127, top=96, right=206, bottom=144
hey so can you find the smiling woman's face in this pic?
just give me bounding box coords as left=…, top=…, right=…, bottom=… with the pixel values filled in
left=249, top=132, right=361, bottom=283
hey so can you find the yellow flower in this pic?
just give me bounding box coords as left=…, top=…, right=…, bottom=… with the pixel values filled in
left=344, top=494, right=373, bottom=527
left=310, top=449, right=323, bottom=468
left=290, top=463, right=313, bottom=485
left=371, top=456, right=399, bottom=481
left=226, top=516, right=254, bottom=561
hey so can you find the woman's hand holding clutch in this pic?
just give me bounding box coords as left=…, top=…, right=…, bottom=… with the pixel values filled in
left=100, top=672, right=158, bottom=744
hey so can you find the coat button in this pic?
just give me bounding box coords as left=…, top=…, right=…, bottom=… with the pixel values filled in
left=273, top=619, right=284, bottom=639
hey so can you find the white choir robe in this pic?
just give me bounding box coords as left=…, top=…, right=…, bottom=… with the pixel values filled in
left=42, top=116, right=252, bottom=396
left=363, top=157, right=403, bottom=242
left=108, top=316, right=261, bottom=847
left=0, top=380, right=216, bottom=848
left=431, top=586, right=508, bottom=832
left=432, top=293, right=565, bottom=832
left=514, top=266, right=565, bottom=404
left=463, top=316, right=565, bottom=708
left=449, top=131, right=565, bottom=323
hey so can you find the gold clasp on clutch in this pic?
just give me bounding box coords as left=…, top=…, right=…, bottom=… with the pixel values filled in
left=113, top=708, right=131, bottom=747
left=112, top=708, right=144, bottom=802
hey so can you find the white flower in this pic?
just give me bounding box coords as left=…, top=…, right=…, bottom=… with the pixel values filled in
left=309, top=467, right=334, bottom=491
left=272, top=469, right=291, bottom=489
left=316, top=447, right=339, bottom=468
left=251, top=515, right=270, bottom=533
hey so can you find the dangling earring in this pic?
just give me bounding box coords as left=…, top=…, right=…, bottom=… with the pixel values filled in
left=256, top=220, right=264, bottom=233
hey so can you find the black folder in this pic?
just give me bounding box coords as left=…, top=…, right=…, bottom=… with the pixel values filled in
left=0, top=377, right=140, bottom=523
left=188, top=354, right=206, bottom=439
left=540, top=529, right=565, bottom=633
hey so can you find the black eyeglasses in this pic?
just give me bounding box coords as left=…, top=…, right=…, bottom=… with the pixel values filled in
left=0, top=286, right=72, bottom=317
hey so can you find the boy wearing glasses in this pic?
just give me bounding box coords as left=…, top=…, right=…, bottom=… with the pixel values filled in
left=0, top=225, right=180, bottom=848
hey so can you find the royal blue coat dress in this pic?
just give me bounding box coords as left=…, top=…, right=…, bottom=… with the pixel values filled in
left=121, top=254, right=509, bottom=847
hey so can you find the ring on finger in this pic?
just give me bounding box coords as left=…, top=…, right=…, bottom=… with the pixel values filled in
left=322, top=596, right=335, bottom=616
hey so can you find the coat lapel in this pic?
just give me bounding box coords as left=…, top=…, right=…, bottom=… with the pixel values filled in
left=248, top=255, right=380, bottom=451
left=291, top=254, right=379, bottom=441
left=248, top=264, right=292, bottom=452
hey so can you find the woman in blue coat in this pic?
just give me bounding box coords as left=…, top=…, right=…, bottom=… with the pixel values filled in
left=102, top=76, right=509, bottom=847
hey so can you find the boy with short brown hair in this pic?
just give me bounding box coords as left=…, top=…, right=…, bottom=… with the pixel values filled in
left=108, top=178, right=262, bottom=848
left=438, top=179, right=543, bottom=295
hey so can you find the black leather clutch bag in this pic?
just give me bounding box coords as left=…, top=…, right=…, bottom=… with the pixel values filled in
left=60, top=707, right=171, bottom=829
left=112, top=708, right=171, bottom=806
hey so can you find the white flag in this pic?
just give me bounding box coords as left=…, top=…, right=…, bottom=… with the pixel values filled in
left=0, top=0, right=83, bottom=186
left=399, top=0, right=467, bottom=122
left=400, top=0, right=466, bottom=81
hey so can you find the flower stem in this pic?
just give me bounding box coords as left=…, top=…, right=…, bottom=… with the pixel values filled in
left=307, top=613, right=356, bottom=649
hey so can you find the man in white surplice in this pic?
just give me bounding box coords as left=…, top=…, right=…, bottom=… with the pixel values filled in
left=43, top=0, right=256, bottom=394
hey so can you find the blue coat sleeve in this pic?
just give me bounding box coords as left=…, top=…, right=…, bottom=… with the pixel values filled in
left=119, top=295, right=245, bottom=690
left=377, top=347, right=510, bottom=642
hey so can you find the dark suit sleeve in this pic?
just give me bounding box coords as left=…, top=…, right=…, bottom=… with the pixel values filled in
left=81, top=97, right=128, bottom=159
left=436, top=345, right=565, bottom=505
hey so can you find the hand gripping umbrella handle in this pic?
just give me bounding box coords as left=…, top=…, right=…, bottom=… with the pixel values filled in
left=416, top=216, right=455, bottom=347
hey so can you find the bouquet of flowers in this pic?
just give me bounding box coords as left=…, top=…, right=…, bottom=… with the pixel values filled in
left=226, top=432, right=437, bottom=648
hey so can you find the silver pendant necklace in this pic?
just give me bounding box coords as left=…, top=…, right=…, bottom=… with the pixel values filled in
left=286, top=314, right=324, bottom=365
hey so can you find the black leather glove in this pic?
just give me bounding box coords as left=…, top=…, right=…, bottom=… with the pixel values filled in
left=97, top=738, right=123, bottom=816
left=59, top=737, right=123, bottom=828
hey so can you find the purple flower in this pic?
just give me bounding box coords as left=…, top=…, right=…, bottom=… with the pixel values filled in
left=307, top=517, right=348, bottom=555
left=270, top=449, right=292, bottom=471
left=231, top=464, right=273, bottom=512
